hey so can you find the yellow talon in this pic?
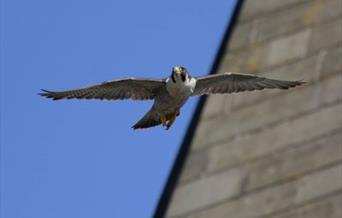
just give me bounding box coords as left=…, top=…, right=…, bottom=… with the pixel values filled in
left=161, top=114, right=167, bottom=126
left=166, top=112, right=177, bottom=130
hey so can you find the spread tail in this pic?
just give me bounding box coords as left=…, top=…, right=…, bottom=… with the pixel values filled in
left=132, top=108, right=162, bottom=130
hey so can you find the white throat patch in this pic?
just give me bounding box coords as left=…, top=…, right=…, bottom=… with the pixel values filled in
left=166, top=76, right=196, bottom=98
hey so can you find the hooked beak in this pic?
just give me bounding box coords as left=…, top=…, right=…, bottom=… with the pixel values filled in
left=174, top=66, right=182, bottom=75
left=172, top=66, right=187, bottom=82
left=175, top=66, right=186, bottom=75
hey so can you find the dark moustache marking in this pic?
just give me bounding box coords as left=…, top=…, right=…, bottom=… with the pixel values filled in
left=171, top=73, right=176, bottom=83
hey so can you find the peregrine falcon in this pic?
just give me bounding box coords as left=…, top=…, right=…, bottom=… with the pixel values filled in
left=39, top=66, right=304, bottom=130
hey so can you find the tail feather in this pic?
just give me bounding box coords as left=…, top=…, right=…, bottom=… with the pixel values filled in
left=132, top=109, right=162, bottom=130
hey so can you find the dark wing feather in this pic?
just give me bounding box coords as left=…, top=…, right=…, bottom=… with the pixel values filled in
left=39, top=78, right=165, bottom=101
left=192, top=72, right=305, bottom=96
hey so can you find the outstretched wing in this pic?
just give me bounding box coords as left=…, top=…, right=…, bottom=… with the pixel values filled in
left=39, top=78, right=165, bottom=101
left=192, top=72, right=304, bottom=96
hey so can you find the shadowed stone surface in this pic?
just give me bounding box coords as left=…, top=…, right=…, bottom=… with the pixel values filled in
left=166, top=1, right=342, bottom=217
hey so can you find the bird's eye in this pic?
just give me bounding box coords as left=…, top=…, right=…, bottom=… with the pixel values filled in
left=171, top=72, right=176, bottom=83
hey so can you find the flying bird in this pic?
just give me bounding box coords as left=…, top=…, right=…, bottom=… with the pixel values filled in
left=39, top=66, right=304, bottom=130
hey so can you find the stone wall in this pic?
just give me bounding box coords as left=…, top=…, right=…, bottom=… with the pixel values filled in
left=166, top=0, right=342, bottom=217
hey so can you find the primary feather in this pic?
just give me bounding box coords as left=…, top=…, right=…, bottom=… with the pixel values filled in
left=39, top=78, right=165, bottom=101
left=192, top=72, right=304, bottom=96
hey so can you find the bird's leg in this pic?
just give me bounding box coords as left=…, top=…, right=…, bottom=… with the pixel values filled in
left=161, top=114, right=167, bottom=127
left=166, top=111, right=178, bottom=130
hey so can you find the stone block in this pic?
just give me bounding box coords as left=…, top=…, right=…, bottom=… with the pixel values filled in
left=191, top=116, right=222, bottom=150
left=295, top=164, right=342, bottom=203
left=308, top=17, right=342, bottom=53
left=221, top=29, right=313, bottom=73
left=245, top=132, right=342, bottom=191
left=207, top=103, right=342, bottom=171
left=166, top=169, right=245, bottom=217
left=273, top=195, right=342, bottom=218
left=228, top=0, right=342, bottom=52
left=303, top=0, right=342, bottom=25
left=321, top=47, right=342, bottom=77
left=178, top=149, right=208, bottom=184
left=220, top=45, right=264, bottom=74
left=200, top=94, right=227, bottom=119
left=266, top=29, right=311, bottom=67
left=227, top=20, right=256, bottom=52
left=222, top=17, right=341, bottom=75
left=239, top=0, right=304, bottom=22
left=188, top=164, right=342, bottom=218
left=256, top=0, right=341, bottom=44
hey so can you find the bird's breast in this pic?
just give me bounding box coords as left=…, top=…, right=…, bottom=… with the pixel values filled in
left=166, top=77, right=196, bottom=98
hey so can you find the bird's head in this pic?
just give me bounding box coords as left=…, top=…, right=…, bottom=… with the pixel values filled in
left=171, top=66, right=189, bottom=83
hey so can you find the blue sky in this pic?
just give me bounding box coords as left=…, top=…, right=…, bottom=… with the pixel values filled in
left=0, top=0, right=237, bottom=217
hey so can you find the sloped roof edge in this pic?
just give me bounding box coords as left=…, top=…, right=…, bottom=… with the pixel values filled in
left=153, top=1, right=245, bottom=217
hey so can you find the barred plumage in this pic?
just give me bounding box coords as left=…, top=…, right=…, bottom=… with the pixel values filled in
left=40, top=66, right=304, bottom=130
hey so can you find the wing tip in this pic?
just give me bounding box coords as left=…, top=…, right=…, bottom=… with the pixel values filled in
left=38, top=89, right=49, bottom=97
left=276, top=80, right=306, bottom=90
left=38, top=89, right=61, bottom=100
left=298, top=79, right=306, bottom=85
left=292, top=79, right=307, bottom=88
